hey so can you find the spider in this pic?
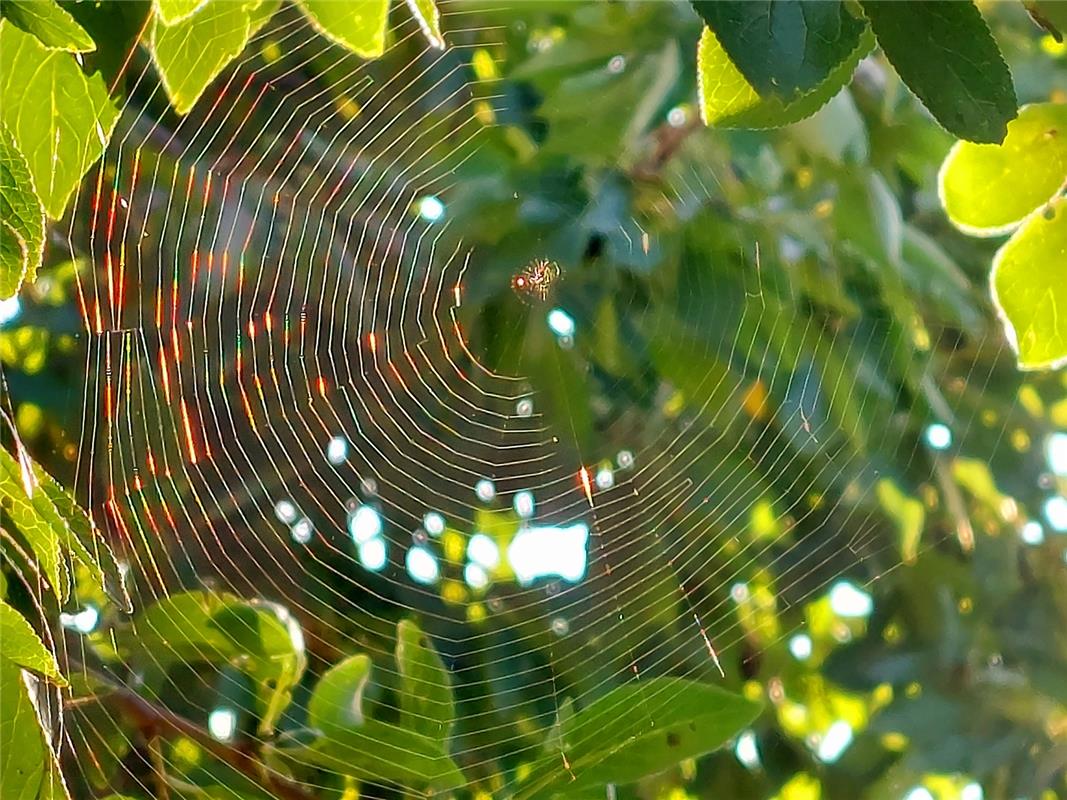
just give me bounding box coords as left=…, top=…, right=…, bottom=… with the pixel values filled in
left=511, top=258, right=562, bottom=304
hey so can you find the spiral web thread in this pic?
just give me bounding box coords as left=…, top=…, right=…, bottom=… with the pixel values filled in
left=55, top=3, right=1010, bottom=797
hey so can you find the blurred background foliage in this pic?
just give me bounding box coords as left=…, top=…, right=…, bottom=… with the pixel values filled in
left=2, top=2, right=1067, bottom=800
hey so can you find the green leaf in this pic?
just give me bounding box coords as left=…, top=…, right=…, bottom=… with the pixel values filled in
left=0, top=220, right=27, bottom=293
left=405, top=0, right=444, bottom=49
left=295, top=0, right=389, bottom=58
left=1025, top=1, right=1067, bottom=41
left=28, top=460, right=130, bottom=612
left=307, top=654, right=372, bottom=736
left=859, top=0, right=1017, bottom=144
left=991, top=195, right=1067, bottom=370
left=0, top=0, right=95, bottom=52
left=0, top=21, right=119, bottom=218
left=876, top=479, right=926, bottom=565
left=692, top=1, right=867, bottom=101
left=939, top=102, right=1067, bottom=235
left=0, top=659, right=46, bottom=800
left=835, top=170, right=903, bottom=267
left=154, top=0, right=209, bottom=26
left=149, top=0, right=256, bottom=115
left=0, top=123, right=44, bottom=298
left=0, top=601, right=65, bottom=685
left=273, top=720, right=465, bottom=792
left=0, top=446, right=68, bottom=602
left=517, top=679, right=762, bottom=798
left=698, top=25, right=875, bottom=129
left=396, top=619, right=455, bottom=741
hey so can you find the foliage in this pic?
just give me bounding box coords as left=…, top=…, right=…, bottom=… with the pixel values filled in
left=0, top=2, right=1065, bottom=800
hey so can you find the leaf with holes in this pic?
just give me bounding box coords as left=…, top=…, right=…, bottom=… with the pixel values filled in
left=939, top=102, right=1067, bottom=235
left=859, top=0, right=1017, bottom=144
left=992, top=196, right=1067, bottom=371
left=516, top=678, right=762, bottom=798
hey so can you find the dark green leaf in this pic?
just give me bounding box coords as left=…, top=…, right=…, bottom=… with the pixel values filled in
left=272, top=720, right=465, bottom=792
left=0, top=21, right=119, bottom=218
left=698, top=24, right=874, bottom=129
left=0, top=123, right=44, bottom=298
left=1025, top=0, right=1067, bottom=41
left=0, top=601, right=65, bottom=685
left=0, top=0, right=95, bottom=52
left=859, top=0, right=1017, bottom=143
left=516, top=679, right=762, bottom=798
left=692, top=1, right=867, bottom=100
left=396, top=619, right=455, bottom=741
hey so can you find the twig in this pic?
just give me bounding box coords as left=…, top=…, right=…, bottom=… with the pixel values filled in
left=66, top=659, right=315, bottom=800
left=631, top=116, right=702, bottom=182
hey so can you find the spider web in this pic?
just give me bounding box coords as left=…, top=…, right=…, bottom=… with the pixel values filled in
left=53, top=3, right=1016, bottom=798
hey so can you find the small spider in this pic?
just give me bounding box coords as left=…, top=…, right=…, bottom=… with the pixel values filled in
left=511, top=258, right=561, bottom=304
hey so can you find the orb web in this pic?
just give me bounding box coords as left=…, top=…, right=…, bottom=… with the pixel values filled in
left=51, top=3, right=1030, bottom=798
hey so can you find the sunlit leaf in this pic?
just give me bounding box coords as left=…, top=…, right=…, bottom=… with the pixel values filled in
left=939, top=102, right=1067, bottom=235
left=860, top=0, right=1017, bottom=144
left=295, top=0, right=389, bottom=59
left=0, top=123, right=43, bottom=298
left=0, top=446, right=68, bottom=601
left=405, top=0, right=444, bottom=49
left=0, top=0, right=94, bottom=52
left=692, top=1, right=867, bottom=100
left=517, top=678, right=762, bottom=798
left=698, top=25, right=874, bottom=129
left=0, top=21, right=118, bottom=218
left=396, top=619, right=455, bottom=741
left=154, top=0, right=209, bottom=26
left=991, top=196, right=1067, bottom=370
left=149, top=0, right=256, bottom=115
left=307, top=654, right=372, bottom=735
left=0, top=601, right=65, bottom=685
left=0, top=659, right=46, bottom=800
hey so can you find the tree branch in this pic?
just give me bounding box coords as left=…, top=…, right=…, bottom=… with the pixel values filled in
left=66, top=659, right=315, bottom=800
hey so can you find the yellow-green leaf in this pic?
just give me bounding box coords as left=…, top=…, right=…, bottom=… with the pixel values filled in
left=405, top=0, right=444, bottom=49
left=0, top=446, right=68, bottom=602
left=0, top=658, right=47, bottom=800
left=0, top=21, right=119, bottom=219
left=0, top=601, right=65, bottom=686
left=149, top=0, right=256, bottom=115
left=296, top=0, right=389, bottom=59
left=0, top=0, right=94, bottom=52
left=991, top=195, right=1067, bottom=371
left=939, top=102, right=1067, bottom=236
left=0, top=123, right=44, bottom=298
left=154, top=0, right=209, bottom=26
left=698, top=25, right=874, bottom=129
